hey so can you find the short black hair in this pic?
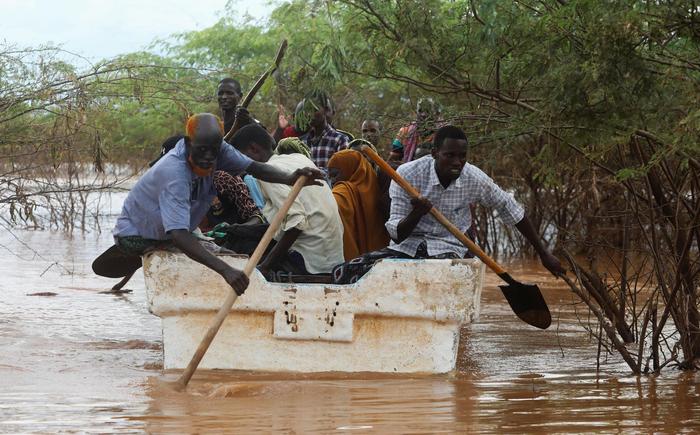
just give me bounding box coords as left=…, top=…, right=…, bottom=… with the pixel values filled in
left=218, top=77, right=243, bottom=96
left=433, top=125, right=468, bottom=150
left=230, top=124, right=275, bottom=152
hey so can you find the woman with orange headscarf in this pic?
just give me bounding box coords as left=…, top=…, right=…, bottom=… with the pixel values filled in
left=327, top=149, right=390, bottom=260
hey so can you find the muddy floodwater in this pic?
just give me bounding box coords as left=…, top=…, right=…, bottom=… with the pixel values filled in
left=1, top=209, right=699, bottom=432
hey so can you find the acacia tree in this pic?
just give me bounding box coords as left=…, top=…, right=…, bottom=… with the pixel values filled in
left=3, top=2, right=697, bottom=369
left=295, top=0, right=699, bottom=370
left=0, top=44, right=218, bottom=230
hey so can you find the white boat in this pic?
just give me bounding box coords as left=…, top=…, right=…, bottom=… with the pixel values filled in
left=143, top=251, right=484, bottom=374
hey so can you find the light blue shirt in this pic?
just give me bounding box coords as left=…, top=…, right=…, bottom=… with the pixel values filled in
left=243, top=174, right=266, bottom=209
left=113, top=138, right=252, bottom=240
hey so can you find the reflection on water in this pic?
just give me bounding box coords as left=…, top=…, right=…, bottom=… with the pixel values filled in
left=1, top=224, right=699, bottom=433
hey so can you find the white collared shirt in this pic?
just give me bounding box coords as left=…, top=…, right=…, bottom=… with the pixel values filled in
left=385, top=156, right=524, bottom=257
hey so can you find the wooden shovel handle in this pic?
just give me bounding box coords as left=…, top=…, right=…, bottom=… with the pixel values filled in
left=360, top=146, right=506, bottom=275
left=176, top=175, right=306, bottom=388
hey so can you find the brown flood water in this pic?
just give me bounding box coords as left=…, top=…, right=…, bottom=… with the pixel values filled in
left=1, top=227, right=699, bottom=433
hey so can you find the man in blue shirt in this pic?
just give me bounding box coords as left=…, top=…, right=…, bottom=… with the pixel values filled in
left=112, top=113, right=323, bottom=295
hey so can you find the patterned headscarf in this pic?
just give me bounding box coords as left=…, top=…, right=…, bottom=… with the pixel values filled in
left=275, top=137, right=311, bottom=159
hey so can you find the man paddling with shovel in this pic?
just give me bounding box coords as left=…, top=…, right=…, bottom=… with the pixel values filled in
left=334, top=125, right=564, bottom=282
left=353, top=125, right=565, bottom=329
left=97, top=113, right=323, bottom=296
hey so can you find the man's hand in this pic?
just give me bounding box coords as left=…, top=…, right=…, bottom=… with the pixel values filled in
left=287, top=167, right=326, bottom=187
left=221, top=266, right=250, bottom=296
left=395, top=196, right=433, bottom=243
left=540, top=251, right=566, bottom=277
left=234, top=106, right=254, bottom=128
left=410, top=196, right=433, bottom=217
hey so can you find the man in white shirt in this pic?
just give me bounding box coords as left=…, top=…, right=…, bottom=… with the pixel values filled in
left=332, top=124, right=564, bottom=284
left=230, top=124, right=345, bottom=277
left=388, top=125, right=564, bottom=274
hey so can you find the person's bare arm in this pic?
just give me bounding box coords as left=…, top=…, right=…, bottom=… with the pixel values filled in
left=170, top=229, right=249, bottom=295
left=514, top=216, right=565, bottom=276
left=395, top=196, right=432, bottom=243
left=257, top=228, right=302, bottom=275
left=246, top=162, right=325, bottom=187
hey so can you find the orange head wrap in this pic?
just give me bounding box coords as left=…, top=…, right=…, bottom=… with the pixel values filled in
left=185, top=113, right=225, bottom=177
left=185, top=113, right=224, bottom=138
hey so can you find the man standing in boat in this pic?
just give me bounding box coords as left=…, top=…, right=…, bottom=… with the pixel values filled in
left=332, top=125, right=565, bottom=283
left=112, top=113, right=323, bottom=295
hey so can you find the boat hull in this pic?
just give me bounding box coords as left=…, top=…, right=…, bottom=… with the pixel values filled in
left=143, top=252, right=484, bottom=374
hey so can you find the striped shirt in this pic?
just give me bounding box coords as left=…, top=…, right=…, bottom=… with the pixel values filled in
left=300, top=124, right=350, bottom=169
left=385, top=156, right=524, bottom=257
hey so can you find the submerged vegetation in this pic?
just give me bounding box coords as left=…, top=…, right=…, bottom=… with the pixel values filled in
left=1, top=0, right=698, bottom=371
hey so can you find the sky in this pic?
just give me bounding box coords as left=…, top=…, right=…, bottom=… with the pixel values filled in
left=1, top=0, right=274, bottom=62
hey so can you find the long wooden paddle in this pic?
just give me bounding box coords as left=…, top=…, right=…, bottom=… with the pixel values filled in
left=223, top=39, right=288, bottom=142
left=171, top=176, right=307, bottom=391
left=360, top=146, right=551, bottom=329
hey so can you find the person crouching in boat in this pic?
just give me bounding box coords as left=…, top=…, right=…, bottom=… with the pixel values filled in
left=332, top=125, right=565, bottom=284
left=327, top=149, right=390, bottom=261
left=112, top=113, right=324, bottom=296
left=230, top=124, right=345, bottom=281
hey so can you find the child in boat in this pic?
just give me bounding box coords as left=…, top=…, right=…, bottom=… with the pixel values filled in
left=230, top=124, right=345, bottom=280
left=332, top=125, right=565, bottom=284
left=112, top=113, right=323, bottom=295
left=327, top=149, right=390, bottom=261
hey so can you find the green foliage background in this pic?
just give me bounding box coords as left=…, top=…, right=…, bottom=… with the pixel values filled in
left=2, top=0, right=699, bottom=239
left=3, top=0, right=699, bottom=369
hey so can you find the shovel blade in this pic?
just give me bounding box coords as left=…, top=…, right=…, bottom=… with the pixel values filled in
left=499, top=282, right=551, bottom=329
left=92, top=245, right=142, bottom=278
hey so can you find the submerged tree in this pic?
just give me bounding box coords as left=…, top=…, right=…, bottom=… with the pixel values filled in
left=312, top=0, right=700, bottom=371
left=2, top=1, right=697, bottom=370
left=0, top=44, right=215, bottom=231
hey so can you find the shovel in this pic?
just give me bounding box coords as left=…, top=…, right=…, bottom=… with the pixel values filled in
left=361, top=145, right=551, bottom=329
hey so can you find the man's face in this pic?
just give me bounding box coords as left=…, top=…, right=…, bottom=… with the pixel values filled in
left=295, top=99, right=326, bottom=132
left=187, top=136, right=221, bottom=170
left=432, top=138, right=468, bottom=182
left=217, top=82, right=241, bottom=110
left=239, top=141, right=273, bottom=163
left=310, top=108, right=326, bottom=130
left=361, top=120, right=381, bottom=145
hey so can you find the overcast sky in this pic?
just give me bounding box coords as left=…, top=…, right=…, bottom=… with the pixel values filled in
left=1, top=0, right=273, bottom=62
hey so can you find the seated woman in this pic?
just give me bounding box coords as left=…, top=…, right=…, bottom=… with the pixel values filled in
left=327, top=149, right=390, bottom=261
left=344, top=139, right=392, bottom=221
left=206, top=171, right=263, bottom=230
